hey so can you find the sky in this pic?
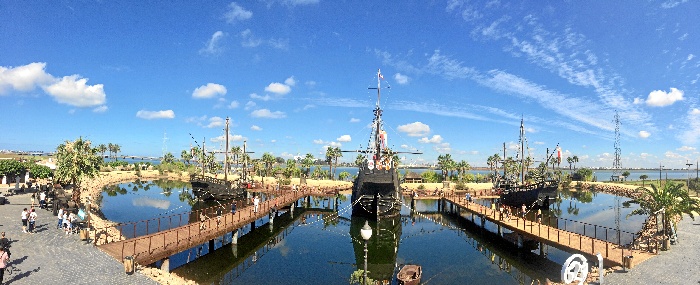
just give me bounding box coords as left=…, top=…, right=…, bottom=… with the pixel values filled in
left=1, top=0, right=700, bottom=169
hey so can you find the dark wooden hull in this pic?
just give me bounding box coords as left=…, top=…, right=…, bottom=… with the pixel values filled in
left=499, top=182, right=557, bottom=209
left=190, top=176, right=246, bottom=201
left=351, top=167, right=401, bottom=219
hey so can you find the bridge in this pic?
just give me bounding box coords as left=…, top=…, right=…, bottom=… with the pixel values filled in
left=440, top=194, right=653, bottom=268
left=95, top=189, right=336, bottom=267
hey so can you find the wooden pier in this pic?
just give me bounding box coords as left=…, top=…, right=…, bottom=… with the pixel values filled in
left=441, top=194, right=653, bottom=268
left=97, top=190, right=332, bottom=266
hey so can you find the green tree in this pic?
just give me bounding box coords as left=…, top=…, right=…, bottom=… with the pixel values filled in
left=262, top=152, right=276, bottom=177
left=55, top=137, right=101, bottom=204
left=338, top=171, right=351, bottom=181
left=162, top=152, right=175, bottom=164
left=181, top=150, right=192, bottom=165
left=355, top=154, right=366, bottom=167
left=26, top=163, right=52, bottom=179
left=0, top=159, right=25, bottom=180
left=421, top=170, right=440, bottom=183
left=97, top=143, right=107, bottom=159
left=572, top=155, right=579, bottom=170
left=622, top=170, right=631, bottom=181
left=325, top=147, right=342, bottom=180
left=567, top=157, right=574, bottom=170
left=575, top=168, right=594, bottom=182
left=640, top=174, right=649, bottom=187
left=301, top=153, right=315, bottom=180
left=231, top=146, right=242, bottom=171
left=456, top=160, right=471, bottom=182
left=628, top=182, right=700, bottom=242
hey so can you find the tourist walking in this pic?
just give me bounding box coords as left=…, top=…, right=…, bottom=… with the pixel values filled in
left=0, top=244, right=9, bottom=285
left=31, top=193, right=36, bottom=208
left=253, top=196, right=260, bottom=213
left=21, top=208, right=28, bottom=233
left=57, top=208, right=64, bottom=229
left=231, top=202, right=236, bottom=214
left=28, top=209, right=37, bottom=233
left=62, top=211, right=70, bottom=234
left=39, top=191, right=46, bottom=209
left=521, top=204, right=527, bottom=218
left=216, top=207, right=222, bottom=226
left=0, top=232, right=10, bottom=258
left=536, top=209, right=542, bottom=224
left=199, top=212, right=207, bottom=230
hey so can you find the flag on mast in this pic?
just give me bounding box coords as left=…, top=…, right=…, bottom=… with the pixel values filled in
left=378, top=69, right=384, bottom=80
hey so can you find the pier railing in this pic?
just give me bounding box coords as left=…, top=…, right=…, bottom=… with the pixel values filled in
left=448, top=194, right=637, bottom=246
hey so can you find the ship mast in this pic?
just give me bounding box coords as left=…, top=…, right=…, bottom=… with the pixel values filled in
left=369, top=69, right=384, bottom=159
left=224, top=117, right=230, bottom=182
left=520, top=118, right=525, bottom=184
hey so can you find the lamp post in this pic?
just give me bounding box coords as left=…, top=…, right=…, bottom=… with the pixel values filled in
left=687, top=160, right=694, bottom=191
left=659, top=163, right=664, bottom=187
left=360, top=220, right=373, bottom=285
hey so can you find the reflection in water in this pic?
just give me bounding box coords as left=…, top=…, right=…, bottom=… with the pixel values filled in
left=350, top=215, right=402, bottom=284
left=131, top=196, right=170, bottom=209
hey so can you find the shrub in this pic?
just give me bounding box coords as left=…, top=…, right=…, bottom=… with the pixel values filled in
left=417, top=184, right=425, bottom=190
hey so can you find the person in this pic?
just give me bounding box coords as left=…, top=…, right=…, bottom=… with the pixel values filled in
left=199, top=212, right=207, bottom=230
left=253, top=196, right=260, bottom=213
left=21, top=208, right=28, bottom=233
left=216, top=207, right=222, bottom=226
left=57, top=207, right=64, bottom=229
left=0, top=232, right=10, bottom=258
left=39, top=191, right=46, bottom=209
left=28, top=209, right=37, bottom=233
left=231, top=202, right=237, bottom=214
left=31, top=193, right=35, bottom=207
left=0, top=245, right=9, bottom=284
left=521, top=204, right=527, bottom=218
left=62, top=211, right=70, bottom=235
left=537, top=209, right=542, bottom=224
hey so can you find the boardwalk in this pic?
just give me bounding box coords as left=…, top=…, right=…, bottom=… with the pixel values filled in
left=97, top=190, right=319, bottom=266
left=441, top=194, right=654, bottom=268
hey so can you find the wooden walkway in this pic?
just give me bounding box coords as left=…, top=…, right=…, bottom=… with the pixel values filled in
left=442, top=194, right=653, bottom=268
left=98, top=190, right=317, bottom=266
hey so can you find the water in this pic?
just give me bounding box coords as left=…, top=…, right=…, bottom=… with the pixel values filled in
left=98, top=180, right=647, bottom=284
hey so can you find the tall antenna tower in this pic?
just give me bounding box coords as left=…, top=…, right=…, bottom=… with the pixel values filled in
left=162, top=131, right=169, bottom=158
left=612, top=111, right=622, bottom=176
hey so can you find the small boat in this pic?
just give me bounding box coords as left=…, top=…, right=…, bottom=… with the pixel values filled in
left=397, top=264, right=421, bottom=285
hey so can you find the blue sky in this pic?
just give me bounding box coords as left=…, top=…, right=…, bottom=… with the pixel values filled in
left=1, top=0, right=699, bottom=169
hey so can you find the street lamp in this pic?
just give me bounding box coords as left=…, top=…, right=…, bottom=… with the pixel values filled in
left=687, top=160, right=694, bottom=191
left=659, top=163, right=664, bottom=187
left=360, top=220, right=373, bottom=285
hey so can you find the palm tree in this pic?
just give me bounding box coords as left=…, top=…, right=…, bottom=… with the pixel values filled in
left=325, top=147, right=342, bottom=180
left=355, top=154, right=365, bottom=167
left=567, top=157, right=574, bottom=170
left=97, top=144, right=107, bottom=159
left=640, top=174, right=649, bottom=187
left=457, top=160, right=471, bottom=182
left=180, top=150, right=192, bottom=165
left=572, top=155, right=579, bottom=170
left=284, top=159, right=298, bottom=178
left=301, top=153, right=315, bottom=180
left=108, top=143, right=114, bottom=160
left=112, top=144, right=121, bottom=160
left=628, top=182, right=700, bottom=242
left=162, top=152, right=175, bottom=164
left=262, top=152, right=276, bottom=177
left=55, top=137, right=101, bottom=204
left=231, top=146, right=242, bottom=171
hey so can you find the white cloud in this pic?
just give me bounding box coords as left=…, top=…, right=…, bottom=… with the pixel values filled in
left=92, top=105, right=108, bottom=113
left=394, top=73, right=409, bottom=84
left=43, top=75, right=106, bottom=107
left=397, top=122, right=430, bottom=137
left=199, top=31, right=225, bottom=55
left=250, top=93, right=272, bottom=101
left=677, top=146, right=696, bottom=152
left=349, top=118, right=360, bottom=123
left=206, top=116, right=225, bottom=128
left=193, top=83, right=227, bottom=99
left=244, top=101, right=256, bottom=110
left=251, top=125, right=262, bottom=131
left=0, top=62, right=54, bottom=93
left=251, top=108, right=286, bottom=118
left=638, top=130, right=651, bottom=138
left=400, top=144, right=418, bottom=152
left=419, top=135, right=443, bottom=144
left=328, top=141, right=342, bottom=148
left=690, top=108, right=700, bottom=115
left=688, top=54, right=695, bottom=61
left=284, top=76, right=296, bottom=86
left=305, top=80, right=317, bottom=87
left=633, top=97, right=644, bottom=104
left=313, top=139, right=325, bottom=144
left=240, top=29, right=262, bottom=47
left=224, top=2, right=252, bottom=23
left=284, top=0, right=319, bottom=5
left=264, top=82, right=291, bottom=95
left=228, top=100, right=239, bottom=109
left=212, top=134, right=245, bottom=143
left=337, top=135, right=351, bottom=142
left=136, top=110, right=175, bottom=120
left=645, top=88, right=684, bottom=107
left=434, top=142, right=451, bottom=153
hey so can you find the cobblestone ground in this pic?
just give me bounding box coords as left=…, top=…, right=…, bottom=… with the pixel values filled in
left=604, top=214, right=700, bottom=285
left=0, top=188, right=156, bottom=285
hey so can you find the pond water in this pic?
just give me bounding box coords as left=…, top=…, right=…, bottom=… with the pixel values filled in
left=98, top=180, right=646, bottom=284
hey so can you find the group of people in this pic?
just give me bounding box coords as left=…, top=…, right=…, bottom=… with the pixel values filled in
left=20, top=208, right=38, bottom=234
left=57, top=207, right=80, bottom=235
left=0, top=232, right=10, bottom=284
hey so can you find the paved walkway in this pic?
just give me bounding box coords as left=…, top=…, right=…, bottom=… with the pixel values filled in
left=0, top=188, right=156, bottom=285
left=605, top=214, right=700, bottom=285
